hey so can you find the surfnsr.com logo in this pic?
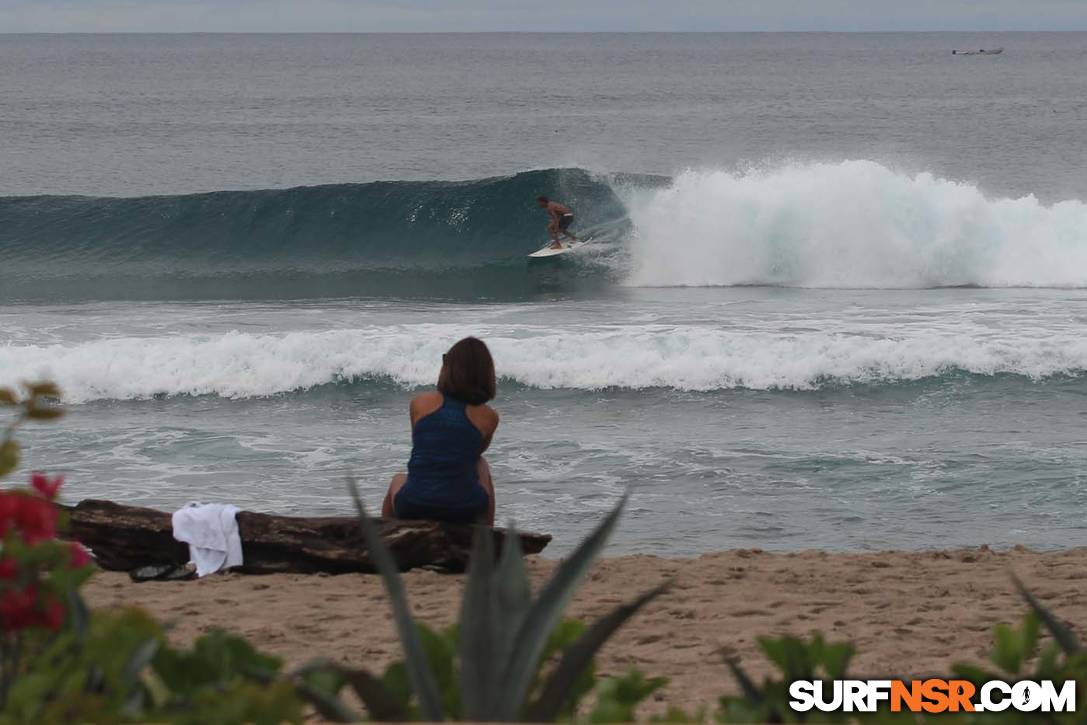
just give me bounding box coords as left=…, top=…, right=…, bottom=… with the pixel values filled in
left=789, top=679, right=1077, bottom=714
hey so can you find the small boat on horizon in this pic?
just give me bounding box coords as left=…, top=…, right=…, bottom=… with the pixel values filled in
left=952, top=47, right=1004, bottom=56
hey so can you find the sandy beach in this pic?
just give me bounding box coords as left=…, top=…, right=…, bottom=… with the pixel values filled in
left=83, top=546, right=1087, bottom=712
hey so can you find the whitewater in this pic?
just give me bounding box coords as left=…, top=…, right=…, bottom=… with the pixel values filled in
left=627, top=160, right=1087, bottom=289
left=4, top=321, right=1087, bottom=403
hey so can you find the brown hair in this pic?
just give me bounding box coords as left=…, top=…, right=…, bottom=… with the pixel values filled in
left=437, top=337, right=496, bottom=405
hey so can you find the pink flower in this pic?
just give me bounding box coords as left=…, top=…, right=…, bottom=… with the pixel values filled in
left=0, top=587, right=66, bottom=632
left=0, top=585, right=37, bottom=632
left=30, top=472, right=63, bottom=501
left=0, top=493, right=18, bottom=538
left=69, top=542, right=91, bottom=569
left=15, top=495, right=56, bottom=545
left=40, top=597, right=65, bottom=631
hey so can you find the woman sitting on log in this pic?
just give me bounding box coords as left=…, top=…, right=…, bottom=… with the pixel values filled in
left=382, top=337, right=499, bottom=526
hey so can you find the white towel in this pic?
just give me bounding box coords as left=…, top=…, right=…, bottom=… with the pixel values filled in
left=171, top=502, right=244, bottom=577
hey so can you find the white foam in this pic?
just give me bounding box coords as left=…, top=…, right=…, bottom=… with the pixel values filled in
left=3, top=324, right=1085, bottom=403
left=625, top=160, right=1087, bottom=288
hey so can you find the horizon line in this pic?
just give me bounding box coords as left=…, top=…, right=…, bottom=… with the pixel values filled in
left=2, top=29, right=1085, bottom=35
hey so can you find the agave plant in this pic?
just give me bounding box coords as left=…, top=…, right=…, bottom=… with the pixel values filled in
left=949, top=574, right=1086, bottom=721
left=716, top=575, right=1086, bottom=724
left=718, top=633, right=855, bottom=724
left=301, top=484, right=669, bottom=722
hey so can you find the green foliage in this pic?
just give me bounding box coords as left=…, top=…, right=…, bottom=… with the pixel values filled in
left=948, top=577, right=1087, bottom=725
left=369, top=623, right=462, bottom=719
left=588, top=669, right=669, bottom=723
left=992, top=615, right=1040, bottom=677
left=2, top=384, right=306, bottom=723
left=718, top=633, right=855, bottom=723
left=1, top=609, right=305, bottom=724
left=313, top=619, right=604, bottom=722
left=2, top=608, right=163, bottom=722
left=296, top=616, right=646, bottom=723
left=716, top=581, right=1086, bottom=724
left=1, top=384, right=86, bottom=713
left=154, top=628, right=282, bottom=689
left=180, top=681, right=302, bottom=725
left=0, top=440, right=17, bottom=480
left=313, top=483, right=669, bottom=722
left=650, top=705, right=705, bottom=723
left=534, top=618, right=597, bottom=720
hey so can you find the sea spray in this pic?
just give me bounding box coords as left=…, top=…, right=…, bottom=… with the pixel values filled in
left=626, top=160, right=1087, bottom=289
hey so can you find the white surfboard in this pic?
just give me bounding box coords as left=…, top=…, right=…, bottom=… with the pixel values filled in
left=527, top=241, right=586, bottom=259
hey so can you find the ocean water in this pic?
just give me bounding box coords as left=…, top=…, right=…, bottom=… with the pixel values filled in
left=2, top=33, right=1086, bottom=554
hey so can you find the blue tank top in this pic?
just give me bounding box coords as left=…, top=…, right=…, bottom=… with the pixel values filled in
left=400, top=395, right=487, bottom=511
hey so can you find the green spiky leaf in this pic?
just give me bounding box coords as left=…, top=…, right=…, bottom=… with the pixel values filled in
left=587, top=669, right=668, bottom=723
left=348, top=479, right=445, bottom=721
left=331, top=663, right=408, bottom=722
left=725, top=657, right=763, bottom=705
left=526, top=581, right=670, bottom=722
left=493, top=492, right=628, bottom=720
left=457, top=525, right=498, bottom=719
left=491, top=523, right=532, bottom=689
left=294, top=678, right=363, bottom=723
left=1013, top=574, right=1081, bottom=655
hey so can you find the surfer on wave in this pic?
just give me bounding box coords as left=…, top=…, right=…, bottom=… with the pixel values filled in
left=537, top=196, right=579, bottom=249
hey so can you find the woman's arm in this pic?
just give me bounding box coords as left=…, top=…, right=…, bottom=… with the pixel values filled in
left=471, top=405, right=500, bottom=454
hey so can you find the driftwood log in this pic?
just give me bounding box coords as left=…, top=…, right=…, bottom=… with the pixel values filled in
left=60, top=499, right=551, bottom=574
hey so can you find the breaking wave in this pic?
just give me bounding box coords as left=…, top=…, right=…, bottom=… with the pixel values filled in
left=3, top=324, right=1085, bottom=403
left=627, top=160, right=1087, bottom=289
left=0, top=168, right=634, bottom=301
left=4, top=161, right=1087, bottom=301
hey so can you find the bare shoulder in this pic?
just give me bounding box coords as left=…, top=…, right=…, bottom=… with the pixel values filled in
left=411, top=391, right=443, bottom=409
left=410, top=391, right=444, bottom=422
left=467, top=403, right=500, bottom=436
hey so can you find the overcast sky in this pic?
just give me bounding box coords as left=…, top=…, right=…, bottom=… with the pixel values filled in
left=2, top=0, right=1086, bottom=33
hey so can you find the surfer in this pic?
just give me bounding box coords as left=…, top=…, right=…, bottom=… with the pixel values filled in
left=382, top=337, right=499, bottom=526
left=537, top=196, right=578, bottom=249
